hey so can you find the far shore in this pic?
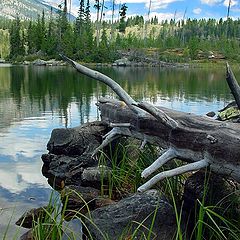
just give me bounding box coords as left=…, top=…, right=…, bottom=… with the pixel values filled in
left=1, top=57, right=238, bottom=69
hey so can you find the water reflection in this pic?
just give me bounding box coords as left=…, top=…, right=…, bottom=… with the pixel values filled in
left=0, top=64, right=238, bottom=237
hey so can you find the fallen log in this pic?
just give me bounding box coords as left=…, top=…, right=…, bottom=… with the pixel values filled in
left=226, top=63, right=240, bottom=109
left=62, top=55, right=240, bottom=192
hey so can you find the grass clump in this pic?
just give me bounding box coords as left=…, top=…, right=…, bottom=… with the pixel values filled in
left=3, top=141, right=240, bottom=240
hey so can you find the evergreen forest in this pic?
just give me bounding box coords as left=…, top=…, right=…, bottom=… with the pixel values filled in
left=2, top=0, right=240, bottom=63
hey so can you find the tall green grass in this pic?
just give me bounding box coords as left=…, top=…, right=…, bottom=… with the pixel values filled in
left=3, top=141, right=240, bottom=239
left=98, top=140, right=240, bottom=240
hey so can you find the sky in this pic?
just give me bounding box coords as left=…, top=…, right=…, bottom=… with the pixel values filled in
left=46, top=0, right=240, bottom=21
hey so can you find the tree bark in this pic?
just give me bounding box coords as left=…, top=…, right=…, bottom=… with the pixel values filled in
left=226, top=63, right=240, bottom=109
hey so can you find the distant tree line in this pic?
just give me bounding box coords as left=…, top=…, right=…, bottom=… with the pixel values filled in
left=5, top=1, right=240, bottom=62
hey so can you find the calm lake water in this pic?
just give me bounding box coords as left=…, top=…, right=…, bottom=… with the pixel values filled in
left=0, top=64, right=238, bottom=237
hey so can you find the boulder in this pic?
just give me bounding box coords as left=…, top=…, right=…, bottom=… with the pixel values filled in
left=19, top=218, right=82, bottom=240
left=47, top=121, right=108, bottom=156
left=113, top=57, right=131, bottom=67
left=20, top=230, right=32, bottom=240
left=218, top=106, right=240, bottom=121
left=84, top=190, right=176, bottom=240
left=206, top=111, right=215, bottom=117
left=61, top=185, right=100, bottom=214
left=218, top=101, right=240, bottom=122
left=62, top=218, right=82, bottom=240
left=16, top=206, right=52, bottom=229
left=32, top=59, right=47, bottom=66
left=183, top=171, right=240, bottom=232
left=42, top=122, right=110, bottom=185
left=81, top=166, right=112, bottom=188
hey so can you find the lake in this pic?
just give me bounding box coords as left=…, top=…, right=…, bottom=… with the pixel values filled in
left=0, top=64, right=237, bottom=237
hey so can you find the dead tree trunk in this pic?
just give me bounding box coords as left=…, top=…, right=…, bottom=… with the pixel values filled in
left=62, top=55, right=240, bottom=192
left=226, top=62, right=240, bottom=109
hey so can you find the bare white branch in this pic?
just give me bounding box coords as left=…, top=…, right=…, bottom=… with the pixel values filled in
left=140, top=136, right=147, bottom=150
left=92, top=127, right=122, bottom=157
left=109, top=123, right=131, bottom=128
left=141, top=147, right=177, bottom=178
left=137, top=159, right=209, bottom=192
left=136, top=102, right=178, bottom=129
left=61, top=55, right=141, bottom=114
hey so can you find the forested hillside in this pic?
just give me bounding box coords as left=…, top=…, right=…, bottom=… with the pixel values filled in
left=3, top=1, right=240, bottom=63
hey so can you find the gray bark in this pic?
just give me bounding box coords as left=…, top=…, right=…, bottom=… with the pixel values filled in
left=226, top=63, right=240, bottom=109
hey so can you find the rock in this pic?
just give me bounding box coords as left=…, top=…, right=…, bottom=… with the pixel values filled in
left=81, top=166, right=111, bottom=188
left=20, top=230, right=33, bottom=240
left=32, top=59, right=47, bottom=66
left=84, top=190, right=176, bottom=240
left=42, top=122, right=110, bottom=184
left=46, top=59, right=63, bottom=66
left=41, top=153, right=99, bottom=185
left=47, top=176, right=65, bottom=190
left=95, top=197, right=116, bottom=208
left=206, top=111, right=215, bottom=117
left=47, top=121, right=108, bottom=156
left=19, top=219, right=82, bottom=240
left=218, top=101, right=240, bottom=121
left=16, top=206, right=52, bottom=229
left=61, top=185, right=100, bottom=214
left=183, top=171, right=240, bottom=231
left=218, top=106, right=240, bottom=121
left=48, top=155, right=79, bottom=178
left=113, top=57, right=131, bottom=67
left=62, top=218, right=82, bottom=240
left=23, top=61, right=30, bottom=65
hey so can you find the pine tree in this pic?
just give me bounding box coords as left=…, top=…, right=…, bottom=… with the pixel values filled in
left=75, top=0, right=85, bottom=35
left=27, top=21, right=35, bottom=54
left=118, top=4, right=128, bottom=33
left=57, top=1, right=72, bottom=55
left=42, top=7, right=58, bottom=57
left=9, top=16, right=24, bottom=59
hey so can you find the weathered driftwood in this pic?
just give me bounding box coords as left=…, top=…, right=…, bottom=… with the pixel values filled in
left=226, top=63, right=240, bottom=109
left=62, top=55, right=240, bottom=192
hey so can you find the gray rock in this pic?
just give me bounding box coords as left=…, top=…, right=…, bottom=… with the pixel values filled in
left=19, top=218, right=82, bottom=240
left=16, top=206, right=52, bottom=229
left=183, top=171, right=240, bottom=232
left=218, top=101, right=240, bottom=121
left=206, top=111, right=215, bottom=117
left=84, top=190, right=176, bottom=240
left=81, top=166, right=112, bottom=188
left=32, top=59, right=47, bottom=66
left=42, top=122, right=109, bottom=184
left=113, top=57, right=131, bottom=67
left=20, top=230, right=32, bottom=240
left=47, top=121, right=108, bottom=156
left=62, top=185, right=100, bottom=213
left=62, top=218, right=82, bottom=240
left=42, top=154, right=97, bottom=186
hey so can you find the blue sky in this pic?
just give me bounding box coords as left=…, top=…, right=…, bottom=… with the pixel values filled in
left=47, top=0, right=240, bottom=20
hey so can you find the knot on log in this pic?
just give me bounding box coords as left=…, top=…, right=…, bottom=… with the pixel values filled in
left=207, top=135, right=218, bottom=144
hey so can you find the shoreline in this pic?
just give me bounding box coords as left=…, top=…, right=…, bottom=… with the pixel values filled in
left=1, top=58, right=238, bottom=69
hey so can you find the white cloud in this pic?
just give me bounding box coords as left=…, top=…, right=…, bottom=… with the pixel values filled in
left=200, top=0, right=223, bottom=6
left=223, top=0, right=238, bottom=7
left=193, top=8, right=202, bottom=14
left=148, top=11, right=182, bottom=21
left=114, top=0, right=183, bottom=10
left=115, top=0, right=146, bottom=3
left=147, top=0, right=183, bottom=10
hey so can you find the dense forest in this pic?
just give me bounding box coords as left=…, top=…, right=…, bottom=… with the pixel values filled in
left=2, top=0, right=240, bottom=63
